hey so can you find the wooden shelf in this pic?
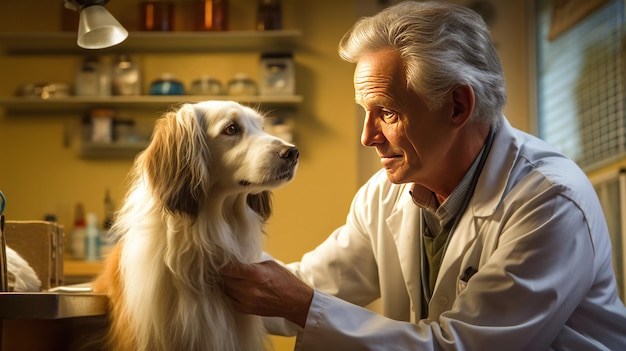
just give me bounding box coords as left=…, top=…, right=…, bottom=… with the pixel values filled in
left=0, top=95, right=303, bottom=115
left=76, top=141, right=149, bottom=159
left=0, top=30, right=302, bottom=54
left=0, top=30, right=302, bottom=159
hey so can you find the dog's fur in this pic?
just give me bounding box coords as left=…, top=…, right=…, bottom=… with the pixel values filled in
left=91, top=100, right=299, bottom=351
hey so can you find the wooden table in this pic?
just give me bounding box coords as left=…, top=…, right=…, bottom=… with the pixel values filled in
left=0, top=292, right=107, bottom=350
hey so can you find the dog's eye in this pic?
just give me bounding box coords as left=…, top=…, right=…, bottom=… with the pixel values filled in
left=223, top=123, right=239, bottom=135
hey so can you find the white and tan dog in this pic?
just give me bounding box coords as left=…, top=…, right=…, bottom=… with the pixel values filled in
left=92, top=100, right=299, bottom=351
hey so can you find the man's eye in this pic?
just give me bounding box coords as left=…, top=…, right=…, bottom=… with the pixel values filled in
left=382, top=110, right=397, bottom=123
left=223, top=123, right=239, bottom=135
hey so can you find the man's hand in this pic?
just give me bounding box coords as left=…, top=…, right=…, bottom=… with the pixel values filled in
left=221, top=260, right=314, bottom=328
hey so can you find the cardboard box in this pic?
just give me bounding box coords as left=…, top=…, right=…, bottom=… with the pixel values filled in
left=3, top=221, right=64, bottom=290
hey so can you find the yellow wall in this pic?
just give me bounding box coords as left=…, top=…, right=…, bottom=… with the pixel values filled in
left=0, top=1, right=357, bottom=349
left=0, top=1, right=359, bottom=253
left=0, top=1, right=531, bottom=349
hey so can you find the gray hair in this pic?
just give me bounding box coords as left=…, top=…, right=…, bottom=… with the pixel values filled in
left=339, top=1, right=506, bottom=126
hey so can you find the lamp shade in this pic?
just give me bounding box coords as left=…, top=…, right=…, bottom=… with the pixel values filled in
left=77, top=5, right=128, bottom=49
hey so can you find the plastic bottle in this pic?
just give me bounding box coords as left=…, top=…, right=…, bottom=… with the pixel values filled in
left=71, top=203, right=86, bottom=260
left=84, top=213, right=100, bottom=261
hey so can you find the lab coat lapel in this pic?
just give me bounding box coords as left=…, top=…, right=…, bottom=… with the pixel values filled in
left=386, top=188, right=423, bottom=320
left=433, top=119, right=520, bottom=316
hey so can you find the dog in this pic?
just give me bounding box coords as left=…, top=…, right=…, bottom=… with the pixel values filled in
left=91, top=100, right=299, bottom=351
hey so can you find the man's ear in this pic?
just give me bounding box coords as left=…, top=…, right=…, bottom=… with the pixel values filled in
left=451, top=85, right=475, bottom=127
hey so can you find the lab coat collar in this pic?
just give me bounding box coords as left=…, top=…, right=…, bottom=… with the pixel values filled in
left=471, top=117, right=520, bottom=217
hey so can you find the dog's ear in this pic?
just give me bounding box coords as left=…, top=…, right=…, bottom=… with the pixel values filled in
left=142, top=104, right=209, bottom=218
left=246, top=191, right=273, bottom=221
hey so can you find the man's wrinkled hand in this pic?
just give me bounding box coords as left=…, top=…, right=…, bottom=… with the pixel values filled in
left=221, top=260, right=314, bottom=328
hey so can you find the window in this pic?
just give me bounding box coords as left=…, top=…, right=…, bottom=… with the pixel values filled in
left=536, top=0, right=625, bottom=171
left=592, top=171, right=626, bottom=301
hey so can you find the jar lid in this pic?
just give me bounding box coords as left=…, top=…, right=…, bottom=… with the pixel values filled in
left=161, top=73, right=176, bottom=80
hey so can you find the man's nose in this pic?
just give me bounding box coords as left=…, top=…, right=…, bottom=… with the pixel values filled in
left=361, top=113, right=382, bottom=147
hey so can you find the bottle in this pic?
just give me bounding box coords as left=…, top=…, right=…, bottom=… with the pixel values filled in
left=84, top=213, right=100, bottom=261
left=75, top=56, right=111, bottom=97
left=98, top=59, right=112, bottom=97
left=90, top=108, right=114, bottom=143
left=112, top=54, right=142, bottom=96
left=256, top=0, right=281, bottom=31
left=140, top=1, right=175, bottom=31
left=75, top=56, right=100, bottom=96
left=194, top=0, right=228, bottom=31
left=71, top=203, right=86, bottom=260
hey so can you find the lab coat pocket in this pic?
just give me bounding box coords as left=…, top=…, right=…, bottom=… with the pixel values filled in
left=457, top=266, right=478, bottom=293
left=457, top=278, right=468, bottom=294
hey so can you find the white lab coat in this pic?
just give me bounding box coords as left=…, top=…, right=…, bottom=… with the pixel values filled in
left=269, top=118, right=626, bottom=350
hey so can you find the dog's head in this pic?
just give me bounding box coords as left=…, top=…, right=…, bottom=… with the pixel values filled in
left=140, top=100, right=298, bottom=220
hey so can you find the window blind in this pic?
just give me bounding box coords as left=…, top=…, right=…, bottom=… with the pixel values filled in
left=536, top=0, right=625, bottom=171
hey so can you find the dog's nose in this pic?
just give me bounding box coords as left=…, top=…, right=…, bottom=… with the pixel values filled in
left=280, top=146, right=299, bottom=161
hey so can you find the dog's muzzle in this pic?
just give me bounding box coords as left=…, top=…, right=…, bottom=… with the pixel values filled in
left=275, top=146, right=299, bottom=181
left=238, top=146, right=299, bottom=187
left=279, top=146, right=299, bottom=165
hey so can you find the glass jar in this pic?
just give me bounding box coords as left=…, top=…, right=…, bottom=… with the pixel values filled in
left=112, top=54, right=142, bottom=96
left=140, top=1, right=175, bottom=31
left=150, top=73, right=185, bottom=95
left=259, top=52, right=294, bottom=95
left=75, top=56, right=111, bottom=97
left=194, top=0, right=228, bottom=31
left=227, top=73, right=257, bottom=96
left=190, top=76, right=223, bottom=95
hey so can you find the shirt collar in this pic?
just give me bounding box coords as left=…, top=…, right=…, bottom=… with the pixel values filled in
left=410, top=146, right=486, bottom=233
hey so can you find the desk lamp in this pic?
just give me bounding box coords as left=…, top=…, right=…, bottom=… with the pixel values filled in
left=64, top=0, right=128, bottom=49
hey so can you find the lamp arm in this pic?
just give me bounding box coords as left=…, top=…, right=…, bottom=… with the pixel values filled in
left=64, top=0, right=110, bottom=12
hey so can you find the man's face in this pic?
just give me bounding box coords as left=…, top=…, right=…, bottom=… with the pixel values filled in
left=354, top=49, right=455, bottom=185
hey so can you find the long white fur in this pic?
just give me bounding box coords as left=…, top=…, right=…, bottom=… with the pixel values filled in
left=93, top=100, right=298, bottom=351
left=6, top=246, right=41, bottom=291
